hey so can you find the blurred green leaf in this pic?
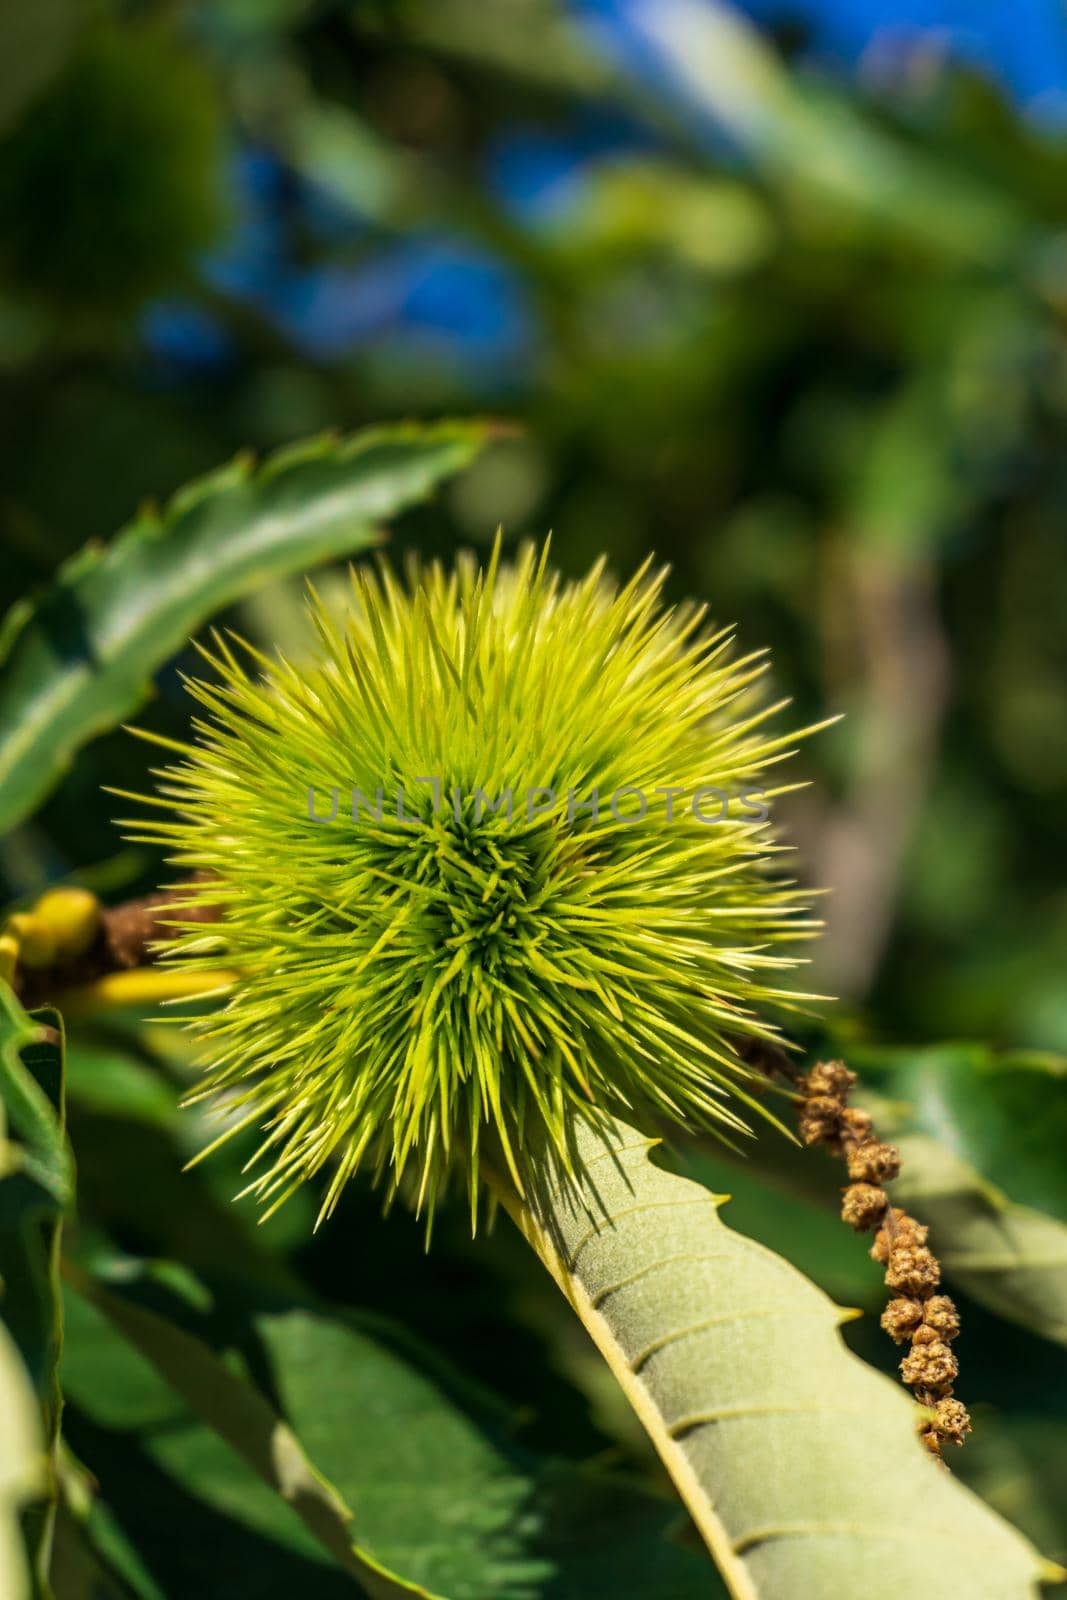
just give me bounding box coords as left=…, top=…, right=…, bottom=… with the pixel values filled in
left=59, top=1285, right=358, bottom=1597
left=63, top=1032, right=311, bottom=1281
left=847, top=381, right=971, bottom=554
left=64, top=1038, right=178, bottom=1134
left=603, top=0, right=1022, bottom=259
left=859, top=1045, right=1067, bottom=1223
left=957, top=1413, right=1067, bottom=1580
left=0, top=1319, right=45, bottom=1600
left=260, top=1306, right=718, bottom=1600
left=48, top=1441, right=168, bottom=1600
left=873, top=1124, right=1067, bottom=1348
left=0, top=0, right=80, bottom=136
left=61, top=1282, right=184, bottom=1434
left=66, top=1261, right=717, bottom=1600
left=852, top=1046, right=1067, bottom=1347
left=0, top=420, right=495, bottom=833
left=257, top=1306, right=543, bottom=1600
left=517, top=1117, right=1047, bottom=1599
left=60, top=1409, right=358, bottom=1600
left=65, top=1263, right=424, bottom=1597
left=540, top=161, right=775, bottom=275
left=381, top=0, right=612, bottom=99
left=0, top=22, right=226, bottom=320
left=0, top=983, right=72, bottom=1589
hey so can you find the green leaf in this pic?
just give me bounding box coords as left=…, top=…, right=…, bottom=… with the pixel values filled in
left=591, top=0, right=1019, bottom=259
left=65, top=1261, right=716, bottom=1600
left=63, top=1410, right=360, bottom=1600
left=850, top=1045, right=1067, bottom=1348
left=509, top=1117, right=1051, bottom=1599
left=63, top=1264, right=419, bottom=1599
left=956, top=1414, right=1067, bottom=1581
left=48, top=1444, right=167, bottom=1600
left=668, top=1141, right=885, bottom=1312
left=258, top=1306, right=718, bottom=1600
left=0, top=0, right=80, bottom=136
left=62, top=1034, right=300, bottom=1286
left=256, top=1306, right=541, bottom=1600
left=874, top=1125, right=1067, bottom=1350
left=0, top=1319, right=45, bottom=1600
left=0, top=983, right=73, bottom=1590
left=59, top=1294, right=354, bottom=1600
left=58, top=1028, right=714, bottom=1595
left=0, top=419, right=493, bottom=833
left=63, top=1040, right=178, bottom=1136
left=855, top=1045, right=1067, bottom=1226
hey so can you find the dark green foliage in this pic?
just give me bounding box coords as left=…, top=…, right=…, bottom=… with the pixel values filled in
left=0, top=25, right=223, bottom=318
left=0, top=990, right=71, bottom=1591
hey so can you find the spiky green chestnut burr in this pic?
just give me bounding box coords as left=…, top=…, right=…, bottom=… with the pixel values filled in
left=125, top=541, right=820, bottom=1225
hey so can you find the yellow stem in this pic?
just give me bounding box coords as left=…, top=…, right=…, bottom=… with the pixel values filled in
left=53, top=968, right=237, bottom=1016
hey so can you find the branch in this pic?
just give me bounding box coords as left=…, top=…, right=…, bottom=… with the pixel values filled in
left=2, top=880, right=226, bottom=1012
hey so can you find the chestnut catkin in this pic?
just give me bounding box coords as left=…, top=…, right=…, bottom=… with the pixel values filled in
left=795, top=1060, right=971, bottom=1458
left=881, top=1297, right=923, bottom=1343
left=841, top=1183, right=888, bottom=1230
left=846, top=1140, right=901, bottom=1184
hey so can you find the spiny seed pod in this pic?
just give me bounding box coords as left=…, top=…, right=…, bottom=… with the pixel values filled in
left=124, top=543, right=821, bottom=1225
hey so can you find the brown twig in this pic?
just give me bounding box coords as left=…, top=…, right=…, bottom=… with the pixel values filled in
left=10, top=880, right=221, bottom=1009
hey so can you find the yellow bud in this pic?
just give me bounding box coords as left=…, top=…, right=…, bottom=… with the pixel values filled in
left=30, top=887, right=101, bottom=960
left=4, top=912, right=56, bottom=968
left=0, top=934, right=18, bottom=984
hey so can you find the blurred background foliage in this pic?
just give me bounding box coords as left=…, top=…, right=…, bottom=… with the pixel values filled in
left=2, top=0, right=1067, bottom=1591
